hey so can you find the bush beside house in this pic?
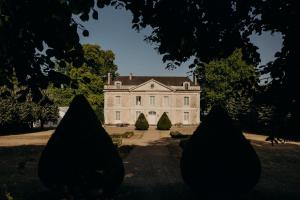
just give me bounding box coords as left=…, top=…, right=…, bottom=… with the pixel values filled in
left=135, top=113, right=149, bottom=130
left=157, top=112, right=172, bottom=130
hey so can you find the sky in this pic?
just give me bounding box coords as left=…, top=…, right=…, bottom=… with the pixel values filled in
left=79, top=7, right=283, bottom=78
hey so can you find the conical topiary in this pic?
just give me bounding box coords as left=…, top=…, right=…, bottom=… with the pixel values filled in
left=180, top=105, right=261, bottom=199
left=38, top=95, right=124, bottom=198
left=135, top=113, right=149, bottom=130
left=157, top=112, right=172, bottom=130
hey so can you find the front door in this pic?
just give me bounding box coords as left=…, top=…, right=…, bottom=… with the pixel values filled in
left=148, top=111, right=156, bottom=125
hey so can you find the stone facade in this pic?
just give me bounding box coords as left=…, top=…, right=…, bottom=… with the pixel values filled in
left=104, top=75, right=200, bottom=125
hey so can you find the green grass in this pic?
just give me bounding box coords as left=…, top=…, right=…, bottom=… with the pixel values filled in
left=0, top=144, right=133, bottom=200
left=167, top=139, right=300, bottom=200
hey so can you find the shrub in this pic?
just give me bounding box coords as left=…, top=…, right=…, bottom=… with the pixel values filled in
left=38, top=95, right=124, bottom=199
left=135, top=113, right=149, bottom=130
left=122, top=131, right=134, bottom=138
left=157, top=112, right=172, bottom=130
left=170, top=131, right=190, bottom=139
left=180, top=105, right=261, bottom=199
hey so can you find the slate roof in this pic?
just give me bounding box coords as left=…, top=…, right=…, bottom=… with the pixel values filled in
left=110, top=76, right=196, bottom=86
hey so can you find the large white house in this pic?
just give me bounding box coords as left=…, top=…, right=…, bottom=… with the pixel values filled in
left=104, top=73, right=200, bottom=125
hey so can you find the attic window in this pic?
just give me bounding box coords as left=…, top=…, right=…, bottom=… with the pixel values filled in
left=150, top=84, right=154, bottom=89
left=184, top=82, right=190, bottom=90
left=115, top=81, right=121, bottom=89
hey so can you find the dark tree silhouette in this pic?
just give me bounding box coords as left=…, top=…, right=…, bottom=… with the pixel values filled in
left=1, top=0, right=298, bottom=131
left=181, top=105, right=261, bottom=199
left=38, top=95, right=124, bottom=199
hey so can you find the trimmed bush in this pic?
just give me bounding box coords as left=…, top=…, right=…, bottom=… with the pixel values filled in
left=135, top=113, right=149, bottom=130
left=157, top=112, right=172, bottom=130
left=38, top=95, right=124, bottom=199
left=180, top=105, right=261, bottom=199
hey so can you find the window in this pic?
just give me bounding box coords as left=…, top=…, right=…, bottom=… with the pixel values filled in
left=184, top=112, right=189, bottom=121
left=163, top=96, right=169, bottom=106
left=150, top=96, right=155, bottom=105
left=150, top=84, right=154, bottom=89
left=136, top=96, right=141, bottom=105
left=115, top=81, right=121, bottom=89
left=115, top=96, right=121, bottom=105
left=184, top=96, right=189, bottom=106
left=136, top=111, right=141, bottom=120
left=116, top=111, right=120, bottom=120
left=184, top=82, right=189, bottom=90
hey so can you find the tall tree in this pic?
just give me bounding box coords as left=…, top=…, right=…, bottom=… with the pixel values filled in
left=47, top=44, right=118, bottom=122
left=197, top=49, right=257, bottom=120
left=0, top=0, right=298, bottom=122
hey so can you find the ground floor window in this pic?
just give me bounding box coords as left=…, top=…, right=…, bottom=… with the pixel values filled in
left=136, top=111, right=141, bottom=120
left=184, top=112, right=189, bottom=122
left=116, top=111, right=120, bottom=120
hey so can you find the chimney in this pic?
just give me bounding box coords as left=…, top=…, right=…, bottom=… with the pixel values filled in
left=107, top=73, right=111, bottom=85
left=193, top=73, right=198, bottom=85
left=129, top=73, right=133, bottom=80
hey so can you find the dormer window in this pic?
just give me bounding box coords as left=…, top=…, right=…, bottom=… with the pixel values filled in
left=115, top=81, right=122, bottom=89
left=183, top=82, right=190, bottom=90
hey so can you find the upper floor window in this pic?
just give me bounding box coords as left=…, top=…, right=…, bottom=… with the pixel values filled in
left=115, top=81, right=121, bottom=89
left=115, top=96, right=121, bottom=105
left=184, top=96, right=189, bottom=106
left=184, top=82, right=190, bottom=90
left=163, top=96, right=169, bottom=106
left=150, top=96, right=155, bottom=105
left=136, top=96, right=141, bottom=105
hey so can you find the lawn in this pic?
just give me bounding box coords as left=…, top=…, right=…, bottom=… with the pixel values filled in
left=0, top=144, right=133, bottom=200
left=167, top=139, right=300, bottom=200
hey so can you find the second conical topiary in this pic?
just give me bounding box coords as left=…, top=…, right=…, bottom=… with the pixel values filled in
left=181, top=105, right=261, bottom=199
left=157, top=112, right=172, bottom=130
left=135, top=113, right=149, bottom=130
left=38, top=95, right=124, bottom=199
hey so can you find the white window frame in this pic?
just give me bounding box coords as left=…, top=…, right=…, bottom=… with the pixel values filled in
left=183, top=112, right=189, bottom=123
left=163, top=96, right=169, bottom=106
left=150, top=96, right=155, bottom=105
left=115, top=96, right=121, bottom=105
left=136, top=96, right=142, bottom=105
left=184, top=96, right=189, bottom=106
left=183, top=82, right=190, bottom=90
left=116, top=111, right=121, bottom=121
left=115, top=81, right=122, bottom=89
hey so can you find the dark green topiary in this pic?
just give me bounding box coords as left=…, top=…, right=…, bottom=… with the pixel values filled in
left=38, top=95, right=124, bottom=199
left=157, top=112, right=172, bottom=130
left=135, top=113, right=149, bottom=130
left=181, top=105, right=261, bottom=199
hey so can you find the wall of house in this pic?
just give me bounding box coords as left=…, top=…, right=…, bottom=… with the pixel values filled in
left=104, top=89, right=200, bottom=125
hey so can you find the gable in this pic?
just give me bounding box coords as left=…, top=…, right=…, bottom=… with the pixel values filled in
left=130, top=79, right=174, bottom=91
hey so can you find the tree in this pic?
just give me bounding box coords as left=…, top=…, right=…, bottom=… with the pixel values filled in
left=47, top=44, right=118, bottom=121
left=181, top=105, right=261, bottom=199
left=135, top=113, right=149, bottom=130
left=38, top=95, right=124, bottom=199
left=157, top=112, right=172, bottom=130
left=0, top=0, right=298, bottom=125
left=197, top=49, right=257, bottom=120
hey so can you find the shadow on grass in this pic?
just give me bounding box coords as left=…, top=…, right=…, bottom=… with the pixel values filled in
left=0, top=127, right=55, bottom=136
left=0, top=139, right=300, bottom=200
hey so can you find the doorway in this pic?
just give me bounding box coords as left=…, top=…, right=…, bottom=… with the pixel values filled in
left=148, top=111, right=156, bottom=125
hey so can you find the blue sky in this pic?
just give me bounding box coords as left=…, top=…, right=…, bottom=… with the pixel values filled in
left=79, top=7, right=283, bottom=78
